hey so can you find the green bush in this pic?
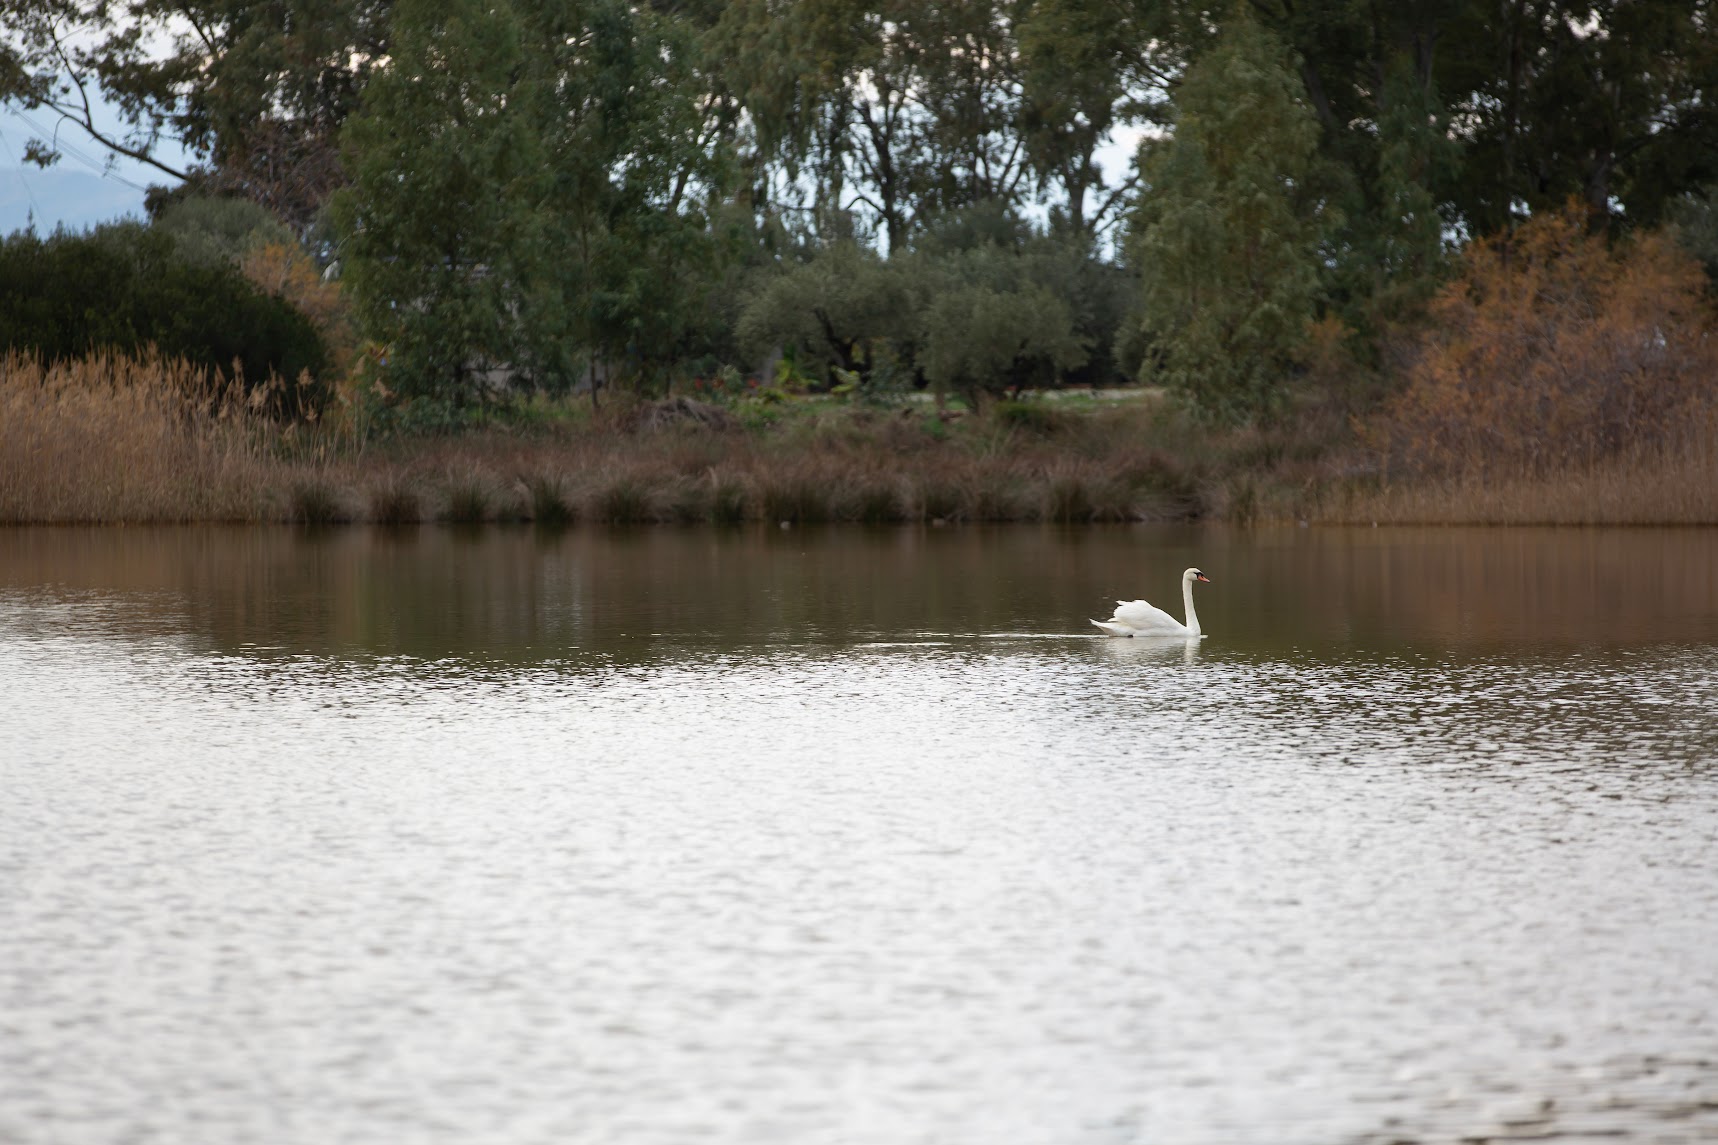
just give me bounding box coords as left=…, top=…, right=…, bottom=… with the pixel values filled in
left=0, top=223, right=329, bottom=414
left=151, top=196, right=295, bottom=267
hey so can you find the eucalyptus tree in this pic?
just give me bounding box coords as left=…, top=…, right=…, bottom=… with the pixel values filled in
left=333, top=0, right=542, bottom=402
left=335, top=0, right=722, bottom=403
left=911, top=1, right=1033, bottom=220
left=1130, top=9, right=1324, bottom=421
left=713, top=0, right=936, bottom=249
left=713, top=1, right=1055, bottom=249
left=1434, top=0, right=1718, bottom=232
left=1018, top=0, right=1177, bottom=238
left=520, top=0, right=727, bottom=393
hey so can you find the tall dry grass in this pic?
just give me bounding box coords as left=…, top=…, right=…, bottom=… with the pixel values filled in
left=336, top=404, right=1217, bottom=526
left=0, top=355, right=1233, bottom=525
left=1331, top=417, right=1718, bottom=525
left=0, top=351, right=273, bottom=523
left=6, top=342, right=1709, bottom=527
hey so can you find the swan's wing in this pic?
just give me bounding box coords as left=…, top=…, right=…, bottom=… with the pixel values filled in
left=1109, top=598, right=1187, bottom=634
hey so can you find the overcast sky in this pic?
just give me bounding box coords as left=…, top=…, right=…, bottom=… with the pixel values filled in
left=0, top=105, right=187, bottom=236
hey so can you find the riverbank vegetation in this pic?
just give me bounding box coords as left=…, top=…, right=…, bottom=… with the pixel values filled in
left=3, top=2, right=1717, bottom=525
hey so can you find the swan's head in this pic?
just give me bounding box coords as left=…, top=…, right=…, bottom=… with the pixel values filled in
left=1183, top=567, right=1211, bottom=585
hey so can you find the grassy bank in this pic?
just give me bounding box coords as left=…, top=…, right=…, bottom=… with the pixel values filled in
left=3, top=352, right=1715, bottom=527
left=1329, top=427, right=1718, bottom=526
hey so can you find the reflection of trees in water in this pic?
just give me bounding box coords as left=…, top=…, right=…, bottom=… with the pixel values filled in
left=2, top=525, right=1716, bottom=664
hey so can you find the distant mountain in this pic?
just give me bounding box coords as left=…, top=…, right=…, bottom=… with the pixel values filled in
left=0, top=166, right=152, bottom=237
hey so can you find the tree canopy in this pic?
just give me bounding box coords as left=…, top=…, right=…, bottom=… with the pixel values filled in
left=6, top=0, right=1718, bottom=418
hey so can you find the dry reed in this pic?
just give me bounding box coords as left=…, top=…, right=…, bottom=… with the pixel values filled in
left=0, top=351, right=269, bottom=523
left=9, top=351, right=1712, bottom=527
left=1331, top=425, right=1718, bottom=525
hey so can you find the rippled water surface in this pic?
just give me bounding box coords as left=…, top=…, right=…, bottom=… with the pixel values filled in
left=3, top=525, right=1716, bottom=1145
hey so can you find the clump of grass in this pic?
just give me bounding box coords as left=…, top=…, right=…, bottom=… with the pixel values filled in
left=368, top=475, right=422, bottom=524
left=288, top=478, right=347, bottom=524
left=990, top=399, right=1064, bottom=437
left=660, top=476, right=711, bottom=522
left=1043, top=469, right=1095, bottom=522
left=1114, top=450, right=1192, bottom=496
left=964, top=476, right=1028, bottom=521
left=759, top=473, right=832, bottom=524
left=439, top=468, right=493, bottom=523
left=910, top=476, right=963, bottom=523
left=845, top=478, right=901, bottom=523
left=708, top=471, right=749, bottom=524
left=591, top=474, right=654, bottom=523
left=1222, top=475, right=1261, bottom=525
left=524, top=473, right=575, bottom=526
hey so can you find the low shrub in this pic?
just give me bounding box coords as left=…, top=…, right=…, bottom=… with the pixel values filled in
left=289, top=479, right=347, bottom=524
left=439, top=469, right=494, bottom=523
left=0, top=224, right=330, bottom=416
left=1365, top=205, right=1718, bottom=477
left=524, top=473, right=575, bottom=526
left=369, top=476, right=423, bottom=524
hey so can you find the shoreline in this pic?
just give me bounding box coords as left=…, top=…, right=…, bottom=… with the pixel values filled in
left=6, top=355, right=1714, bottom=528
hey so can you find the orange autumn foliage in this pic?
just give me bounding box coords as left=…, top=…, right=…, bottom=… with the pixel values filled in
left=1366, top=205, right=1718, bottom=476
left=239, top=241, right=358, bottom=376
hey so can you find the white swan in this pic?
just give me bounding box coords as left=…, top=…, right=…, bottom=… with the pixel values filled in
left=1091, top=567, right=1211, bottom=637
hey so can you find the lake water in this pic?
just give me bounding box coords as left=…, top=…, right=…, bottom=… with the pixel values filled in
left=3, top=525, right=1716, bottom=1145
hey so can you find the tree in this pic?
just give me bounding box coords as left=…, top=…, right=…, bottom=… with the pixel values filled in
left=1130, top=9, right=1324, bottom=421
left=735, top=242, right=920, bottom=382
left=333, top=0, right=543, bottom=403
left=1366, top=204, right=1717, bottom=474
left=335, top=0, right=721, bottom=404
left=520, top=0, right=725, bottom=397
left=1018, top=0, right=1173, bottom=238
left=1438, top=0, right=1718, bottom=234
left=917, top=253, right=1088, bottom=402
left=0, top=0, right=392, bottom=228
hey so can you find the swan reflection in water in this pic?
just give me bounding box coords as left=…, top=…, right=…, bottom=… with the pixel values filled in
left=1096, top=634, right=1201, bottom=665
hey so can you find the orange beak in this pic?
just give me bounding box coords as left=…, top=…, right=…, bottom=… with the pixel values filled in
left=1195, top=573, right=1211, bottom=583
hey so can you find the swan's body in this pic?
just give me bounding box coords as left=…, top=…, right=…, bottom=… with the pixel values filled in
left=1092, top=567, right=1210, bottom=637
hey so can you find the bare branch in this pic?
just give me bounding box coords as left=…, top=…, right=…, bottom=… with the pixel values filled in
left=40, top=19, right=189, bottom=181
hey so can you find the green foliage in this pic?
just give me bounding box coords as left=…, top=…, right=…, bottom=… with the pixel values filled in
left=1668, top=186, right=1718, bottom=280
left=736, top=243, right=918, bottom=385
left=1130, top=13, right=1324, bottom=423
left=15, top=0, right=1718, bottom=425
left=152, top=196, right=296, bottom=267
left=917, top=244, right=1087, bottom=401
left=336, top=0, right=719, bottom=406
left=735, top=208, right=1127, bottom=400
left=334, top=0, right=541, bottom=404
left=0, top=223, right=329, bottom=409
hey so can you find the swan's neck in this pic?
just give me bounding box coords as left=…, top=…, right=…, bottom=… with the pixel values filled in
left=1182, top=577, right=1201, bottom=635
